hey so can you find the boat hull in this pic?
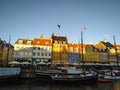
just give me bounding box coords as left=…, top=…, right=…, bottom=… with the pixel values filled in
left=51, top=74, right=98, bottom=84
left=0, top=67, right=21, bottom=84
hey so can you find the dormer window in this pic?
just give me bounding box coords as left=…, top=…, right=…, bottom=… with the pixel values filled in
left=27, top=41, right=31, bottom=45
left=19, top=40, right=23, bottom=44
left=46, top=42, right=49, bottom=46
left=63, top=41, right=66, bottom=44
left=70, top=47, right=73, bottom=51
left=37, top=41, right=40, bottom=45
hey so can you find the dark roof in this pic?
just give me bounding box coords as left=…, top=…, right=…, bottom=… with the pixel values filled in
left=52, top=35, right=68, bottom=42
left=101, top=41, right=114, bottom=48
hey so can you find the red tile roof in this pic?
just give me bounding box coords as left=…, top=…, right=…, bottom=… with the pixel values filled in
left=33, top=38, right=52, bottom=46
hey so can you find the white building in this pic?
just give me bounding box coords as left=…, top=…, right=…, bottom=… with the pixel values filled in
left=14, top=39, right=33, bottom=62
left=14, top=35, right=52, bottom=64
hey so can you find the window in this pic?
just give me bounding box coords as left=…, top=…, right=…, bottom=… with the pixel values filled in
left=63, top=41, right=66, bottom=44
left=33, top=47, right=36, bottom=50
left=49, top=53, right=51, bottom=56
left=27, top=41, right=31, bottom=45
left=37, top=41, right=40, bottom=45
left=37, top=53, right=40, bottom=56
left=33, top=52, right=36, bottom=56
left=19, top=40, right=23, bottom=44
left=29, top=52, right=32, bottom=56
left=70, top=47, right=73, bottom=51
left=38, top=47, right=40, bottom=50
left=41, top=53, right=44, bottom=56
left=46, top=42, right=49, bottom=46
left=45, top=53, right=47, bottom=56
left=16, top=46, right=19, bottom=49
left=55, top=41, right=57, bottom=44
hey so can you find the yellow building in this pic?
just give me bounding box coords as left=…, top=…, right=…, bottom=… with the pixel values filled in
left=52, top=34, right=68, bottom=64
left=84, top=44, right=100, bottom=63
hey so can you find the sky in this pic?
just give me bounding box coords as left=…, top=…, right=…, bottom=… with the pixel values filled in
left=0, top=0, right=120, bottom=45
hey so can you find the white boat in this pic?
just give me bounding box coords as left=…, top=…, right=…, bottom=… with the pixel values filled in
left=0, top=67, right=21, bottom=82
left=98, top=69, right=120, bottom=80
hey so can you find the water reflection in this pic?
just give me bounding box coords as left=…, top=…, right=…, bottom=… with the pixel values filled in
left=0, top=80, right=120, bottom=90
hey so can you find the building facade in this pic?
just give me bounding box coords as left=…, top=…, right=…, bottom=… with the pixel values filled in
left=14, top=35, right=52, bottom=64
left=14, top=39, right=33, bottom=62
left=68, top=43, right=80, bottom=64
left=32, top=36, right=52, bottom=63
left=0, top=39, right=14, bottom=66
left=52, top=34, right=68, bottom=64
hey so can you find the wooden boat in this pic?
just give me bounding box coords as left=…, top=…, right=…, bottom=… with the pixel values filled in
left=51, top=72, right=98, bottom=84
left=35, top=69, right=66, bottom=81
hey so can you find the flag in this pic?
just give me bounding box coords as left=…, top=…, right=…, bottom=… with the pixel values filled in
left=81, top=26, right=86, bottom=30
left=57, top=25, right=60, bottom=29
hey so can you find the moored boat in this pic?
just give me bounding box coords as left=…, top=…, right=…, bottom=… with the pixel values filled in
left=98, top=77, right=112, bottom=83
left=0, top=67, right=21, bottom=83
left=51, top=72, right=98, bottom=84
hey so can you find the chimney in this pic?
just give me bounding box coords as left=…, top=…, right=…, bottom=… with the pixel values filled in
left=40, top=34, right=44, bottom=39
left=89, top=40, right=93, bottom=44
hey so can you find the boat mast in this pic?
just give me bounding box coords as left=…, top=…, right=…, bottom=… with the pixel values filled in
left=78, top=39, right=80, bottom=65
left=113, top=35, right=119, bottom=67
left=51, top=33, right=54, bottom=66
left=81, top=26, right=86, bottom=73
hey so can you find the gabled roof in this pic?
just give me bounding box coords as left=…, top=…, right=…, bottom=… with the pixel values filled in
left=86, top=44, right=107, bottom=52
left=101, top=41, right=114, bottom=48
left=15, top=38, right=33, bottom=44
left=33, top=38, right=52, bottom=46
left=52, top=35, right=68, bottom=43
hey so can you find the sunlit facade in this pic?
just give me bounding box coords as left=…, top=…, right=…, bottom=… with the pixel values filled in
left=52, top=34, right=68, bottom=64
left=0, top=39, right=14, bottom=66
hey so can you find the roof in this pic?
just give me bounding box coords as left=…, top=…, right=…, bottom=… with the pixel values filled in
left=15, top=38, right=33, bottom=44
left=33, top=38, right=52, bottom=46
left=68, top=43, right=86, bottom=48
left=52, top=35, right=68, bottom=42
left=101, top=41, right=114, bottom=48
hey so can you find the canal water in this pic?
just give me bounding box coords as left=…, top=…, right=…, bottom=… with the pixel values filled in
left=0, top=80, right=120, bottom=90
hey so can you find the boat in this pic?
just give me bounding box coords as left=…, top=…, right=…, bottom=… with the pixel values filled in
left=0, top=67, right=21, bottom=83
left=35, top=69, right=64, bottom=81
left=98, top=77, right=112, bottom=83
left=97, top=69, right=120, bottom=80
left=51, top=71, right=98, bottom=84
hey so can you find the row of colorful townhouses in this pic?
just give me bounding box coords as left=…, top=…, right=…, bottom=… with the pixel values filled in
left=13, top=34, right=120, bottom=65
left=0, top=38, right=14, bottom=66
left=0, top=34, right=120, bottom=66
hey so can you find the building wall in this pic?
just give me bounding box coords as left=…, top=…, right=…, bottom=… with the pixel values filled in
left=99, top=52, right=108, bottom=62
left=14, top=44, right=33, bottom=62
left=52, top=35, right=68, bottom=64
left=0, top=46, right=3, bottom=65
left=32, top=45, right=52, bottom=62
left=68, top=52, right=79, bottom=64
left=84, top=45, right=100, bottom=62
left=52, top=43, right=68, bottom=64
